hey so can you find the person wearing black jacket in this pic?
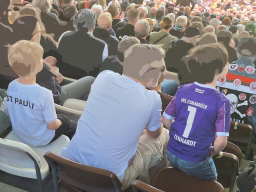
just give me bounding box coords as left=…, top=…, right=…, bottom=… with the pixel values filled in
left=175, top=0, right=195, bottom=11
left=93, top=12, right=119, bottom=56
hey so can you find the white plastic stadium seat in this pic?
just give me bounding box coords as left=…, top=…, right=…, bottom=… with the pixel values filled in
left=0, top=131, right=70, bottom=191
left=63, top=99, right=87, bottom=112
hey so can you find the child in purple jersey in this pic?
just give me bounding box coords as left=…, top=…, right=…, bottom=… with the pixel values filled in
left=162, top=43, right=231, bottom=181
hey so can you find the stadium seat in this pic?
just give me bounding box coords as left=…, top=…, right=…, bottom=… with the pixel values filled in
left=44, top=152, right=132, bottom=192
left=222, top=141, right=242, bottom=165
left=228, top=121, right=254, bottom=160
left=0, top=131, right=70, bottom=192
left=55, top=104, right=82, bottom=122
left=213, top=152, right=239, bottom=192
left=62, top=99, right=87, bottom=112
left=131, top=167, right=224, bottom=192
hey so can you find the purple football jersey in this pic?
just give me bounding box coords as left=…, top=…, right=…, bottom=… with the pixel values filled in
left=163, top=82, right=231, bottom=163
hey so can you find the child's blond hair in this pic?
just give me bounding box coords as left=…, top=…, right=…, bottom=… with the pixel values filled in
left=8, top=40, right=44, bottom=77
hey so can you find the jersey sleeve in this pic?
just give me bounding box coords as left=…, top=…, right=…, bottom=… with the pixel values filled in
left=147, top=92, right=162, bottom=132
left=215, top=98, right=231, bottom=136
left=163, top=96, right=176, bottom=120
left=42, top=90, right=57, bottom=123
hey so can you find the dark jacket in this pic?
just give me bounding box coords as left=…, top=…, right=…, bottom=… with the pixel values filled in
left=139, top=38, right=151, bottom=44
left=176, top=0, right=195, bottom=10
left=112, top=18, right=127, bottom=33
left=116, top=23, right=135, bottom=41
left=170, top=25, right=185, bottom=39
left=57, top=29, right=105, bottom=79
left=93, top=27, right=119, bottom=56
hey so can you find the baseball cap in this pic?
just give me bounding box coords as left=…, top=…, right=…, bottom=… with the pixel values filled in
left=245, top=22, right=256, bottom=36
left=210, top=18, right=222, bottom=27
left=73, top=9, right=96, bottom=31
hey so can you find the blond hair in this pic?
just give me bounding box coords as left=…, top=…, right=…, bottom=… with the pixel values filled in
left=8, top=40, right=44, bottom=77
left=98, top=12, right=112, bottom=30
left=99, top=0, right=106, bottom=8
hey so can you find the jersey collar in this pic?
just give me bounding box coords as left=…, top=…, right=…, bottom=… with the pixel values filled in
left=194, top=82, right=216, bottom=90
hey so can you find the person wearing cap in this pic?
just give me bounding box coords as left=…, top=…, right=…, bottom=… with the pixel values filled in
left=57, top=9, right=108, bottom=79
left=210, top=18, right=222, bottom=33
left=217, top=37, right=256, bottom=142
left=245, top=22, right=256, bottom=37
left=62, top=44, right=171, bottom=190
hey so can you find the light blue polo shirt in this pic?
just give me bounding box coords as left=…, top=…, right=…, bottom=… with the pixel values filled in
left=62, top=70, right=162, bottom=181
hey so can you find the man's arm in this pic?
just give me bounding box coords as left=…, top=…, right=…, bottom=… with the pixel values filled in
left=146, top=123, right=163, bottom=139
left=162, top=116, right=173, bottom=130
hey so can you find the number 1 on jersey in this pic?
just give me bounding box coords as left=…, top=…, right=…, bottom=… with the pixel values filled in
left=182, top=106, right=197, bottom=138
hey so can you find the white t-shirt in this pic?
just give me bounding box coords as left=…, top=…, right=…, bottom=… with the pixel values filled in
left=62, top=70, right=162, bottom=181
left=6, top=80, right=57, bottom=147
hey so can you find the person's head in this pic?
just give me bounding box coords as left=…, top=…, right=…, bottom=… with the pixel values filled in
left=126, top=7, right=139, bottom=25
left=107, top=3, right=119, bottom=19
left=211, top=13, right=217, bottom=19
left=159, top=16, right=173, bottom=31
left=184, top=6, right=190, bottom=13
left=89, top=0, right=99, bottom=9
left=156, top=8, right=164, bottom=21
left=177, top=11, right=185, bottom=17
left=73, top=9, right=96, bottom=32
left=122, top=44, right=165, bottom=87
left=217, top=30, right=233, bottom=47
left=245, top=22, right=256, bottom=36
left=229, top=25, right=238, bottom=35
left=63, top=0, right=73, bottom=6
left=134, top=19, right=150, bottom=39
left=63, top=5, right=78, bottom=21
left=179, top=6, right=184, bottom=12
left=176, top=16, right=187, bottom=28
left=98, top=0, right=106, bottom=9
left=117, top=37, right=140, bottom=62
left=97, top=12, right=112, bottom=31
left=150, top=7, right=157, bottom=18
left=145, top=18, right=154, bottom=32
left=237, top=23, right=245, bottom=33
left=210, top=18, right=222, bottom=28
left=191, top=16, right=203, bottom=23
left=137, top=6, right=148, bottom=19
left=120, top=1, right=129, bottom=12
left=78, top=1, right=86, bottom=10
left=237, top=37, right=256, bottom=60
left=32, top=0, right=52, bottom=13
left=167, top=13, right=175, bottom=22
left=222, top=17, right=231, bottom=26
left=203, top=25, right=215, bottom=33
left=91, top=4, right=103, bottom=20
left=217, top=25, right=228, bottom=33
left=197, top=33, right=217, bottom=46
left=190, top=21, right=204, bottom=30
left=181, top=43, right=229, bottom=84
left=8, top=40, right=44, bottom=78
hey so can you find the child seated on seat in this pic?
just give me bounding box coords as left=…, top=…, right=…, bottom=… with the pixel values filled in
left=6, top=40, right=77, bottom=147
left=162, top=43, right=231, bottom=181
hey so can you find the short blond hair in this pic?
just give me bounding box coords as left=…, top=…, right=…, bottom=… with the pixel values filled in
left=98, top=12, right=112, bottom=30
left=8, top=40, right=43, bottom=77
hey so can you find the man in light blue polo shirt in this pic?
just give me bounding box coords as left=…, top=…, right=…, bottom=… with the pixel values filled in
left=62, top=44, right=170, bottom=189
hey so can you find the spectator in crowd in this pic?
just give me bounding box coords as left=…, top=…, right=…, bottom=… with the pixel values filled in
left=6, top=40, right=77, bottom=147
left=196, top=33, right=218, bottom=46
left=217, top=30, right=238, bottom=63
left=229, top=25, right=239, bottom=38
left=202, top=12, right=210, bottom=27
left=77, top=1, right=86, bottom=10
left=233, top=31, right=250, bottom=47
left=167, top=13, right=175, bottom=22
left=99, top=0, right=107, bottom=10
left=191, top=16, right=202, bottom=23
left=32, top=0, right=58, bottom=18
left=93, top=12, right=119, bottom=56
left=237, top=23, right=245, bottom=34
left=62, top=5, right=77, bottom=22
left=203, top=25, right=215, bottom=33
left=222, top=17, right=232, bottom=29
left=138, top=6, right=148, bottom=20
left=89, top=0, right=99, bottom=9
left=57, top=9, right=108, bottom=79
left=184, top=6, right=191, bottom=19
left=217, top=25, right=228, bottom=34
left=163, top=43, right=230, bottom=181
left=175, top=0, right=195, bottom=11
left=245, top=22, right=256, bottom=36
left=150, top=7, right=157, bottom=19
left=91, top=4, right=103, bottom=20
left=217, top=37, right=256, bottom=141
left=116, top=8, right=139, bottom=40
left=62, top=44, right=170, bottom=190
left=145, top=18, right=154, bottom=40
left=170, top=16, right=187, bottom=39
left=210, top=18, right=222, bottom=32
left=134, top=19, right=151, bottom=44
left=150, top=16, right=177, bottom=51
left=108, top=3, right=121, bottom=26
left=190, top=21, right=204, bottom=30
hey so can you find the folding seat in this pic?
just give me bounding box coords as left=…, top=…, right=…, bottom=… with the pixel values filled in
left=0, top=132, right=70, bottom=192
left=131, top=167, right=224, bottom=192
left=228, top=121, right=254, bottom=160
left=44, top=152, right=132, bottom=192
left=55, top=104, right=83, bottom=122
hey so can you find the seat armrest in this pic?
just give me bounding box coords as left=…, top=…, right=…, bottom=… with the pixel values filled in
left=131, top=180, right=164, bottom=192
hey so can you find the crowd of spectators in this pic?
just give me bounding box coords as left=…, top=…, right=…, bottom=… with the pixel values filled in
left=1, top=0, right=256, bottom=191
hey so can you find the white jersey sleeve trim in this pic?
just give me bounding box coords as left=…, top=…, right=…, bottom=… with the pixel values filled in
left=216, top=132, right=229, bottom=136
left=163, top=112, right=175, bottom=120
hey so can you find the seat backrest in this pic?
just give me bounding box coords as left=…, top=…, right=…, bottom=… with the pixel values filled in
left=222, top=141, right=242, bottom=164
left=229, top=121, right=253, bottom=143
left=54, top=104, right=82, bottom=122
left=0, top=138, right=41, bottom=169
left=213, top=152, right=239, bottom=188
left=44, top=152, right=124, bottom=192
left=150, top=167, right=224, bottom=192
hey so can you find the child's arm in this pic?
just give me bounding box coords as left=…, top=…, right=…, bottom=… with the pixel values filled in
left=162, top=96, right=176, bottom=130
left=209, top=136, right=228, bottom=156
left=162, top=116, right=173, bottom=130
left=47, top=119, right=63, bottom=130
